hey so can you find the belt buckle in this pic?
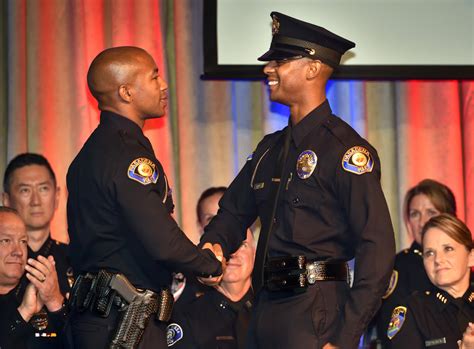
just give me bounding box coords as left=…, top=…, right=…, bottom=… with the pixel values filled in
left=305, top=262, right=320, bottom=285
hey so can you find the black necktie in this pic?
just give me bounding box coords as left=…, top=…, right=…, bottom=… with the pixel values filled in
left=252, top=121, right=292, bottom=293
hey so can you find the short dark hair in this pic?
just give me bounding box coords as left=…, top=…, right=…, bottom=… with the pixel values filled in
left=196, top=187, right=227, bottom=224
left=0, top=206, right=20, bottom=215
left=404, top=179, right=456, bottom=220
left=0, top=207, right=23, bottom=222
left=3, top=153, right=57, bottom=194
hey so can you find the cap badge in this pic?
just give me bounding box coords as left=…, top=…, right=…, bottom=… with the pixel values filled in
left=387, top=306, right=407, bottom=339
left=342, top=146, right=374, bottom=175
left=296, top=150, right=317, bottom=179
left=305, top=48, right=316, bottom=56
left=382, top=270, right=398, bottom=299
left=272, top=15, right=280, bottom=35
left=128, top=157, right=159, bottom=185
left=166, top=323, right=183, bottom=346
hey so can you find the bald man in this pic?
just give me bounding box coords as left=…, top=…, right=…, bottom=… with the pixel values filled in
left=66, top=47, right=223, bottom=349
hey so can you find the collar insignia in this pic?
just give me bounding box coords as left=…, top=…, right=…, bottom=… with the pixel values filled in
left=436, top=292, right=447, bottom=304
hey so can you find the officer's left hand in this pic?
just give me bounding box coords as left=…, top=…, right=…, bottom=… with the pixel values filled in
left=25, top=255, right=64, bottom=312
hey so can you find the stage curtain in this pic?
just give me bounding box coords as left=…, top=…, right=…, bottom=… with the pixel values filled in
left=0, top=0, right=472, bottom=249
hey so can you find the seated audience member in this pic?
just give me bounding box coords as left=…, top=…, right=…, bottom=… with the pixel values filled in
left=387, top=214, right=474, bottom=349
left=196, top=187, right=227, bottom=236
left=374, top=179, right=456, bottom=345
left=172, top=187, right=227, bottom=310
left=0, top=207, right=66, bottom=349
left=167, top=230, right=255, bottom=349
left=2, top=153, right=74, bottom=298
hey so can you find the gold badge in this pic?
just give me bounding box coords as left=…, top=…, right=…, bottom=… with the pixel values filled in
left=341, top=146, right=374, bottom=175
left=382, top=270, right=398, bottom=299
left=128, top=158, right=159, bottom=185
left=272, top=14, right=280, bottom=35
left=296, top=150, right=317, bottom=179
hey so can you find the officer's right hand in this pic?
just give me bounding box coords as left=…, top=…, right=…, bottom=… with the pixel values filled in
left=198, top=243, right=226, bottom=286
left=17, top=283, right=43, bottom=322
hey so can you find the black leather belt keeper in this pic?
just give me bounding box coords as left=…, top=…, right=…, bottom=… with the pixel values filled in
left=264, top=256, right=349, bottom=292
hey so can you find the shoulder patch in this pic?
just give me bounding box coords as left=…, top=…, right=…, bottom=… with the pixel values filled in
left=341, top=146, right=374, bottom=175
left=387, top=306, right=407, bottom=339
left=166, top=323, right=183, bottom=346
left=382, top=270, right=398, bottom=299
left=127, top=158, right=159, bottom=185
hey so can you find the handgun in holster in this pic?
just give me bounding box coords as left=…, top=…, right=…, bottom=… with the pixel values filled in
left=108, top=273, right=174, bottom=349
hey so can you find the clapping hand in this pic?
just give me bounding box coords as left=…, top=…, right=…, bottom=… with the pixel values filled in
left=17, top=283, right=44, bottom=322
left=24, top=255, right=64, bottom=312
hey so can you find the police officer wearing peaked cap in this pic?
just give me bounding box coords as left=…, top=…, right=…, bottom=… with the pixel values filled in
left=66, top=46, right=223, bottom=349
left=200, top=12, right=395, bottom=349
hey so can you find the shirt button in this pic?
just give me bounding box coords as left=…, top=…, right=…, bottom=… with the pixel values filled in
left=292, top=197, right=300, bottom=204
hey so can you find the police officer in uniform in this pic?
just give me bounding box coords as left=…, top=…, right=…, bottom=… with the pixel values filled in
left=200, top=12, right=395, bottom=349
left=374, top=179, right=457, bottom=346
left=2, top=153, right=73, bottom=347
left=168, top=230, right=255, bottom=349
left=66, top=46, right=223, bottom=349
left=0, top=207, right=67, bottom=349
left=386, top=214, right=474, bottom=349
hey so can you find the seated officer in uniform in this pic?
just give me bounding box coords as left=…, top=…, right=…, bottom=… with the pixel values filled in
left=2, top=153, right=73, bottom=344
left=386, top=214, right=474, bottom=349
left=199, top=12, right=395, bottom=349
left=66, top=46, right=223, bottom=349
left=373, top=179, right=457, bottom=345
left=168, top=229, right=255, bottom=349
left=172, top=187, right=227, bottom=311
left=0, top=207, right=66, bottom=349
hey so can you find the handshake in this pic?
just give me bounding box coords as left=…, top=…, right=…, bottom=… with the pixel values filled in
left=197, top=242, right=227, bottom=286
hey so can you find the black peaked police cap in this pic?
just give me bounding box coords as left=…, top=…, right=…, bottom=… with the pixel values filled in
left=258, top=12, right=356, bottom=68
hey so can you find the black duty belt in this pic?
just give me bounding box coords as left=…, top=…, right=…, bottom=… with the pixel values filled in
left=264, top=256, right=349, bottom=292
left=69, top=270, right=174, bottom=348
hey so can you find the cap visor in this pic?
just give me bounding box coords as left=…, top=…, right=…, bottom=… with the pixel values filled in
left=257, top=49, right=299, bottom=61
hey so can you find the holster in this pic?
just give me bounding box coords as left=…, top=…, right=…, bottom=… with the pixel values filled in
left=69, top=270, right=174, bottom=349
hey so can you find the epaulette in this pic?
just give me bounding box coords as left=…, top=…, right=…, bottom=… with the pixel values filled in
left=323, top=115, right=364, bottom=148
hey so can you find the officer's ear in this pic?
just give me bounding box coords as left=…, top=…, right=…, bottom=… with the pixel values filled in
left=306, top=60, right=323, bottom=80
left=2, top=192, right=10, bottom=207
left=468, top=248, right=474, bottom=268
left=118, top=84, right=133, bottom=103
